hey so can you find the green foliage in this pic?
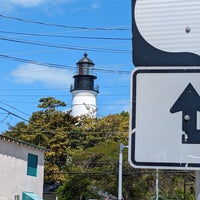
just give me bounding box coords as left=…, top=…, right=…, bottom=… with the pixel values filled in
left=4, top=97, right=76, bottom=183
left=57, top=175, right=100, bottom=200
left=3, top=97, right=196, bottom=199
left=158, top=171, right=195, bottom=200
left=38, top=97, right=66, bottom=111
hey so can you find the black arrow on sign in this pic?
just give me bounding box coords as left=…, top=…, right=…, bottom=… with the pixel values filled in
left=170, top=83, right=200, bottom=144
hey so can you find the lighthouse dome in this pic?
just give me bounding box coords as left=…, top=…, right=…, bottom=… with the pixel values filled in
left=76, top=52, right=94, bottom=66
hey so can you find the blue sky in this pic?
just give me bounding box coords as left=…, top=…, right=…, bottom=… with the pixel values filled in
left=0, top=0, right=133, bottom=132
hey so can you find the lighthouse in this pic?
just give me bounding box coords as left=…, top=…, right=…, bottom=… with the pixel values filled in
left=70, top=53, right=99, bottom=117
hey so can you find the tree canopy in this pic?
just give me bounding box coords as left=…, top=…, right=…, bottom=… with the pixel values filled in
left=3, top=97, right=195, bottom=200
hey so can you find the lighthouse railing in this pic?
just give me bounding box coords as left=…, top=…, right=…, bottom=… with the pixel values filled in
left=70, top=84, right=99, bottom=93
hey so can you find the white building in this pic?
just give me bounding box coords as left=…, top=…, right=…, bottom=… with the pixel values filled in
left=0, top=135, right=46, bottom=200
left=70, top=53, right=99, bottom=118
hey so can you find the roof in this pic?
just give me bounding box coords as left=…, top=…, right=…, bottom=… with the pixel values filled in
left=76, top=52, right=95, bottom=66
left=0, top=135, right=47, bottom=152
left=23, top=192, right=43, bottom=200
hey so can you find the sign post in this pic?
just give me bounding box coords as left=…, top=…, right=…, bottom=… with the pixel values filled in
left=118, top=143, right=128, bottom=200
left=196, top=171, right=200, bottom=199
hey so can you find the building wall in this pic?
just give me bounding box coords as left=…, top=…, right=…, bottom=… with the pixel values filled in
left=43, top=194, right=57, bottom=200
left=0, top=138, right=45, bottom=200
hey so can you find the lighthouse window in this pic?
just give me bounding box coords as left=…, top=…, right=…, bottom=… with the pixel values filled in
left=82, top=66, right=89, bottom=75
left=79, top=64, right=89, bottom=75
left=78, top=64, right=89, bottom=75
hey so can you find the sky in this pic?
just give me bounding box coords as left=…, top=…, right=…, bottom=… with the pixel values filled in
left=0, top=0, right=133, bottom=132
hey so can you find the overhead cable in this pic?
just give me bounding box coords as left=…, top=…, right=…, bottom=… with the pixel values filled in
left=0, top=102, right=30, bottom=117
left=0, top=30, right=131, bottom=41
left=0, top=106, right=30, bottom=124
left=0, top=54, right=73, bottom=69
left=0, top=36, right=131, bottom=54
left=0, top=14, right=131, bottom=31
left=0, top=54, right=130, bottom=74
left=0, top=94, right=129, bottom=97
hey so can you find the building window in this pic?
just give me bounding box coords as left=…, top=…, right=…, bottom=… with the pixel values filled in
left=27, top=153, right=38, bottom=177
left=14, top=195, right=20, bottom=200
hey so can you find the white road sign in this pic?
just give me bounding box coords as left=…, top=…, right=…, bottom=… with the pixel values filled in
left=129, top=67, right=200, bottom=170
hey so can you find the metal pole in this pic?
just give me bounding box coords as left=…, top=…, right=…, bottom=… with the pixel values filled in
left=118, top=143, right=128, bottom=200
left=118, top=144, right=123, bottom=200
left=156, top=169, right=159, bottom=200
left=196, top=171, right=200, bottom=200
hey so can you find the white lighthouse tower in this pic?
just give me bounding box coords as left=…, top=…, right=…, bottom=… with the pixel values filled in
left=70, top=53, right=99, bottom=117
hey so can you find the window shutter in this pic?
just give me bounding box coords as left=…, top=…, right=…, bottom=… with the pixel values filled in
left=27, top=153, right=38, bottom=177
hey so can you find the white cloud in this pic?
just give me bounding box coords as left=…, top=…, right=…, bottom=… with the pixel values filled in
left=8, top=0, right=47, bottom=7
left=0, top=0, right=75, bottom=10
left=0, top=0, right=99, bottom=13
left=91, top=3, right=100, bottom=9
left=11, top=64, right=73, bottom=88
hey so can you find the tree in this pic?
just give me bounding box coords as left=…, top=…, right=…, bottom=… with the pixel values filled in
left=4, top=97, right=77, bottom=184
left=38, top=97, right=66, bottom=112
left=3, top=97, right=195, bottom=199
left=57, top=112, right=129, bottom=199
left=57, top=175, right=100, bottom=200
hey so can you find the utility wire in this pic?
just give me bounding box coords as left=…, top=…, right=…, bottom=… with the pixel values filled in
left=0, top=30, right=131, bottom=41
left=0, top=85, right=128, bottom=91
left=49, top=170, right=191, bottom=176
left=0, top=14, right=131, bottom=31
left=0, top=113, right=10, bottom=124
left=0, top=36, right=131, bottom=54
left=0, top=101, right=129, bottom=106
left=8, top=129, right=128, bottom=135
left=0, top=53, right=73, bottom=69
left=0, top=102, right=30, bottom=117
left=0, top=94, right=129, bottom=97
left=0, top=106, right=30, bottom=124
left=0, top=54, right=130, bottom=74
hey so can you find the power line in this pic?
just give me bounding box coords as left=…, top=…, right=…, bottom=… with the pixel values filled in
left=0, top=101, right=130, bottom=107
left=0, top=102, right=129, bottom=131
left=0, top=94, right=129, bottom=97
left=49, top=170, right=192, bottom=176
left=0, top=30, right=131, bottom=41
left=0, top=85, right=128, bottom=91
left=0, top=106, right=30, bottom=124
left=0, top=102, right=30, bottom=117
left=0, top=36, right=131, bottom=54
left=0, top=113, right=10, bottom=124
left=0, top=54, right=131, bottom=74
left=0, top=53, right=73, bottom=69
left=7, top=129, right=128, bottom=135
left=0, top=14, right=131, bottom=31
